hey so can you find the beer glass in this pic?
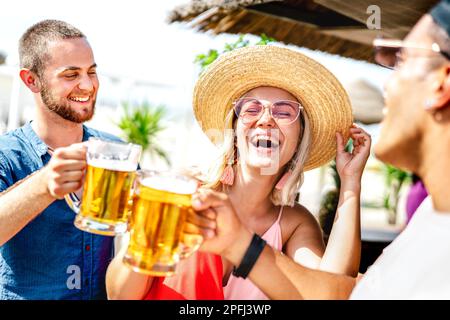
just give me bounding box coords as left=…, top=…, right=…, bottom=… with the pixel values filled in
left=65, top=138, right=142, bottom=236
left=123, top=170, right=200, bottom=276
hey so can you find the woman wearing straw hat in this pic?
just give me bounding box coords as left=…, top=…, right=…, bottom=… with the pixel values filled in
left=106, top=44, right=371, bottom=300
left=187, top=44, right=371, bottom=300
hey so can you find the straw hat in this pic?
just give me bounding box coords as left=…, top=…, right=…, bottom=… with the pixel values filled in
left=193, top=45, right=353, bottom=171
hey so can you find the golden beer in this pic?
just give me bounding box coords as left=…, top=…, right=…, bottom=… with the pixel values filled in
left=124, top=171, right=198, bottom=276
left=67, top=138, right=142, bottom=236
left=79, top=163, right=136, bottom=225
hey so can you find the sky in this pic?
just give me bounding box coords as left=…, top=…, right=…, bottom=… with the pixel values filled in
left=0, top=0, right=391, bottom=143
left=0, top=0, right=391, bottom=88
left=1, top=0, right=244, bottom=86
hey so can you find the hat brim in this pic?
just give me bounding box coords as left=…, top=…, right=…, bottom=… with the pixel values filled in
left=193, top=45, right=353, bottom=171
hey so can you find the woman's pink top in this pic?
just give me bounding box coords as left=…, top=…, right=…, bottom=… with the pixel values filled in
left=224, top=206, right=284, bottom=300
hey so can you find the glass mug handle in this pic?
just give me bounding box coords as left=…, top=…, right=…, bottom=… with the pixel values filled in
left=62, top=140, right=89, bottom=215
left=64, top=192, right=82, bottom=214
left=179, top=207, right=204, bottom=259
left=48, top=145, right=83, bottom=215
left=179, top=234, right=203, bottom=259
left=64, top=175, right=85, bottom=214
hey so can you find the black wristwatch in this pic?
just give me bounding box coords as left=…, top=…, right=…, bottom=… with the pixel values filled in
left=232, top=233, right=267, bottom=279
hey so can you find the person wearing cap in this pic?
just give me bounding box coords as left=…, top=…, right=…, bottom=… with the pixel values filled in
left=195, top=0, right=450, bottom=299
left=106, top=45, right=371, bottom=300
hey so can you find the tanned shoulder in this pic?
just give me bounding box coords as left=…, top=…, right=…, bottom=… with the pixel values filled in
left=280, top=203, right=322, bottom=244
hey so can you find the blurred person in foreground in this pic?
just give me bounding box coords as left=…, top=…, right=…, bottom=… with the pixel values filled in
left=0, top=20, right=122, bottom=299
left=192, top=0, right=450, bottom=299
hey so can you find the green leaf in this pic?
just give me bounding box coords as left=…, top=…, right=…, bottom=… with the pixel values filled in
left=194, top=33, right=276, bottom=73
left=381, top=163, right=412, bottom=210
left=116, top=101, right=169, bottom=165
left=256, top=33, right=275, bottom=45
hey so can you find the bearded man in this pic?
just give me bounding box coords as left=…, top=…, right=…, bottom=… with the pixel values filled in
left=0, top=20, right=122, bottom=300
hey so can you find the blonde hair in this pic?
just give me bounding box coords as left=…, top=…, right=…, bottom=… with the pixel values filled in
left=203, top=108, right=311, bottom=207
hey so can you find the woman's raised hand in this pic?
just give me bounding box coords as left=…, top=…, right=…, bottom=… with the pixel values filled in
left=335, top=124, right=372, bottom=182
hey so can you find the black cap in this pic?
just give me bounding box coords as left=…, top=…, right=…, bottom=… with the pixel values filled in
left=430, top=0, right=450, bottom=37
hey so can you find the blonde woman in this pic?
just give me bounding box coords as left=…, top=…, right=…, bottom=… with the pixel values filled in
left=106, top=45, right=371, bottom=300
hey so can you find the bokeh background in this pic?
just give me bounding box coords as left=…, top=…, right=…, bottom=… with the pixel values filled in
left=1, top=1, right=422, bottom=267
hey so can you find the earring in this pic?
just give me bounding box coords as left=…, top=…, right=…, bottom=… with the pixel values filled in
left=220, top=162, right=235, bottom=186
left=275, top=169, right=292, bottom=190
left=220, top=149, right=236, bottom=186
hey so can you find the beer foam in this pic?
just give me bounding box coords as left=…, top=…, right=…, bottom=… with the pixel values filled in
left=141, top=176, right=197, bottom=195
left=88, top=158, right=137, bottom=172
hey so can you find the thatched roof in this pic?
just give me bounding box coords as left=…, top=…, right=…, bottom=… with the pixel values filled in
left=168, top=0, right=439, bottom=63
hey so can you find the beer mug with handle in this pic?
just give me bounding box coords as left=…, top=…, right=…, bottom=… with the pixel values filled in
left=65, top=137, right=142, bottom=236
left=123, top=170, right=202, bottom=277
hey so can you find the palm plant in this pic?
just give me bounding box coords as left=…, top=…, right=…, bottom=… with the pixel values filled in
left=382, top=164, right=411, bottom=224
left=319, top=140, right=352, bottom=241
left=117, top=101, right=170, bottom=166
left=318, top=160, right=340, bottom=241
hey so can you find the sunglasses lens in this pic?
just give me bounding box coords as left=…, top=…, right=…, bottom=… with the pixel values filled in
left=234, top=98, right=300, bottom=125
left=374, top=46, right=400, bottom=69
left=272, top=101, right=300, bottom=124
left=234, top=98, right=263, bottom=122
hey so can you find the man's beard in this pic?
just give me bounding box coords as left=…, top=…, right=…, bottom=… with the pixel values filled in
left=40, top=83, right=96, bottom=124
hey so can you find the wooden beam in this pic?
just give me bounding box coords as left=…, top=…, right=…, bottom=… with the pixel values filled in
left=320, top=27, right=408, bottom=44
left=321, top=28, right=380, bottom=45
left=314, top=0, right=438, bottom=30
left=247, top=2, right=366, bottom=27
left=227, top=10, right=375, bottom=62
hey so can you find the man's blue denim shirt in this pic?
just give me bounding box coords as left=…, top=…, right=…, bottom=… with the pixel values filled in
left=0, top=121, right=122, bottom=300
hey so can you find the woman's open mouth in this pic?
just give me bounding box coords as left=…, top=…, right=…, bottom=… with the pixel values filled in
left=250, top=134, right=280, bottom=151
